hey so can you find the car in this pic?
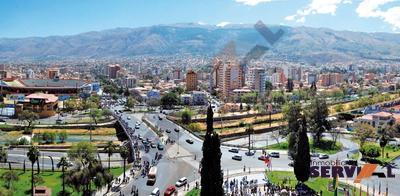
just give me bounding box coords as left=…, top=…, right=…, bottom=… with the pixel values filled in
left=127, top=116, right=131, bottom=120
left=288, top=162, right=294, bottom=167
left=150, top=187, right=160, bottom=196
left=135, top=125, right=140, bottom=129
left=319, top=154, right=329, bottom=159
left=232, top=155, right=242, bottom=161
left=164, top=185, right=176, bottom=196
left=310, top=153, right=320, bottom=158
left=142, top=140, right=149, bottom=145
left=56, top=119, right=62, bottom=124
left=174, top=128, right=180, bottom=132
left=150, top=143, right=157, bottom=148
left=228, top=148, right=239, bottom=153
left=138, top=135, right=143, bottom=140
left=157, top=143, right=165, bottom=151
left=175, top=177, right=187, bottom=187
left=268, top=152, right=280, bottom=158
left=245, top=151, right=255, bottom=156
left=186, top=139, right=194, bottom=144
left=158, top=116, right=163, bottom=120
left=344, top=159, right=358, bottom=166
left=165, top=129, right=171, bottom=133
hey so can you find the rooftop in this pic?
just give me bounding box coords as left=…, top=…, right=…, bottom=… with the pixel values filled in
left=25, top=93, right=58, bottom=103
left=1, top=79, right=87, bottom=88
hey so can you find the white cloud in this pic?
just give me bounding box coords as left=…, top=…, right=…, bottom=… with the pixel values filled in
left=285, top=0, right=351, bottom=22
left=235, top=0, right=274, bottom=6
left=356, top=0, right=400, bottom=30
left=216, top=22, right=231, bottom=27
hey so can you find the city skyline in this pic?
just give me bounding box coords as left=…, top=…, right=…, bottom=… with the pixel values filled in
left=1, top=0, right=400, bottom=38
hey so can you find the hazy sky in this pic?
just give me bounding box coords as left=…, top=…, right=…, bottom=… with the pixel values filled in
left=0, top=0, right=399, bottom=38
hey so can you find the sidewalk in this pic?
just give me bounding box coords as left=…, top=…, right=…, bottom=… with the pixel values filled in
left=95, top=165, right=140, bottom=196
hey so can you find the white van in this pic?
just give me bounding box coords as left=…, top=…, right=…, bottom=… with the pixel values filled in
left=150, top=187, right=160, bottom=196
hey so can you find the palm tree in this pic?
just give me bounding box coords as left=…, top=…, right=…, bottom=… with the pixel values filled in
left=27, top=145, right=40, bottom=196
left=119, top=146, right=129, bottom=182
left=1, top=170, right=18, bottom=189
left=104, top=141, right=117, bottom=170
left=57, top=156, right=70, bottom=195
left=246, top=124, right=255, bottom=154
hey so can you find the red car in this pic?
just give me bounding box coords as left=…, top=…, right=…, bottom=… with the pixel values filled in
left=164, top=185, right=176, bottom=196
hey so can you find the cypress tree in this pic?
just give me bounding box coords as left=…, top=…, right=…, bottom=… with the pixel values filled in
left=201, top=105, right=224, bottom=196
left=294, top=116, right=311, bottom=182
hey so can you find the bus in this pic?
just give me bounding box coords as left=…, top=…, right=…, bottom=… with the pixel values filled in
left=147, top=166, right=157, bottom=186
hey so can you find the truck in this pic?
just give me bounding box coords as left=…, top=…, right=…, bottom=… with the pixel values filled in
left=147, top=166, right=157, bottom=186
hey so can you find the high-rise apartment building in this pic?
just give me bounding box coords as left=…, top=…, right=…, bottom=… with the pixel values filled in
left=186, top=70, right=198, bottom=91
left=319, top=73, right=343, bottom=87
left=212, top=59, right=244, bottom=99
left=248, top=67, right=266, bottom=96
left=106, top=64, right=121, bottom=79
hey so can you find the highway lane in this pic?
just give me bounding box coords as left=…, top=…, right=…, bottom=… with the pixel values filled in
left=111, top=106, right=198, bottom=196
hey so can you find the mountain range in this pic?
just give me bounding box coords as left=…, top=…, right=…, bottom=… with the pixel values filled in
left=1, top=23, right=400, bottom=63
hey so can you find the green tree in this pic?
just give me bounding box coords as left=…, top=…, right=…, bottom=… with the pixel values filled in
left=271, top=90, right=286, bottom=105
left=27, top=145, right=40, bottom=196
left=125, top=97, right=136, bottom=108
left=18, top=110, right=39, bottom=133
left=201, top=105, right=223, bottom=196
left=68, top=142, right=96, bottom=166
left=0, top=146, right=7, bottom=163
left=283, top=102, right=302, bottom=159
left=360, top=144, right=381, bottom=158
left=66, top=142, right=109, bottom=195
left=1, top=170, right=18, bottom=189
left=282, top=102, right=302, bottom=135
left=104, top=141, right=117, bottom=170
left=102, top=109, right=113, bottom=120
left=181, top=107, right=193, bottom=124
left=265, top=81, right=273, bottom=95
left=241, top=93, right=257, bottom=104
left=161, top=92, right=180, bottom=109
left=58, top=130, right=68, bottom=143
left=172, top=86, right=185, bottom=95
left=307, top=97, right=331, bottom=146
left=353, top=123, right=376, bottom=148
left=57, top=156, right=70, bottom=196
left=286, top=78, right=294, bottom=92
left=294, top=116, right=311, bottom=182
left=63, top=99, right=78, bottom=113
left=119, top=145, right=129, bottom=182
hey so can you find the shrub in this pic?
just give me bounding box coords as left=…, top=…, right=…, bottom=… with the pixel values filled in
left=360, top=144, right=381, bottom=158
left=188, top=123, right=202, bottom=132
left=18, top=137, right=30, bottom=145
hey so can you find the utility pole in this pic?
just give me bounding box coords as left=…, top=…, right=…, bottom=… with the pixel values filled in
left=177, top=129, right=180, bottom=156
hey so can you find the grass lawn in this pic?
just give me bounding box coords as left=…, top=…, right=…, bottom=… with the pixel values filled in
left=186, top=188, right=201, bottom=196
left=266, top=171, right=365, bottom=196
left=266, top=139, right=343, bottom=155
left=0, top=167, right=125, bottom=196
left=371, top=144, right=400, bottom=163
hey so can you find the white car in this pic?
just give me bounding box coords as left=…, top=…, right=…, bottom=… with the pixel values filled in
left=175, top=177, right=187, bottom=187
left=127, top=117, right=131, bottom=120
left=150, top=187, right=160, bottom=196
